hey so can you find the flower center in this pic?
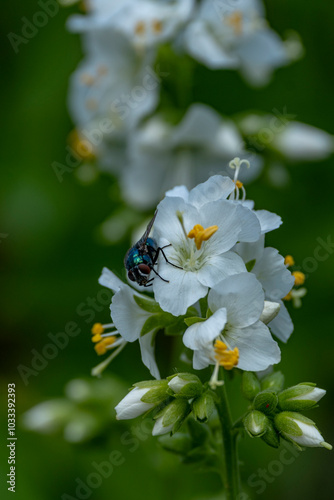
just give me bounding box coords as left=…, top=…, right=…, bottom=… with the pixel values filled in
left=225, top=11, right=243, bottom=35
left=214, top=340, right=239, bottom=370
left=187, top=224, right=218, bottom=250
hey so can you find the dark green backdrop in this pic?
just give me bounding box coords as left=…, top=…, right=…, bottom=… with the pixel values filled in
left=1, top=1, right=333, bottom=499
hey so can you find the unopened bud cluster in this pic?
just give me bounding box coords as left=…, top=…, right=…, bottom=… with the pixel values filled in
left=242, top=371, right=332, bottom=450
left=115, top=373, right=215, bottom=436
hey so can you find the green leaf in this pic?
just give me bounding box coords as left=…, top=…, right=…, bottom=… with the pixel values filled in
left=184, top=316, right=206, bottom=327
left=133, top=294, right=162, bottom=313
left=246, top=259, right=256, bottom=272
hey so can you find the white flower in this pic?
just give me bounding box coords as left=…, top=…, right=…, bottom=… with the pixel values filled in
left=273, top=122, right=334, bottom=161
left=236, top=237, right=295, bottom=342
left=151, top=177, right=261, bottom=315
left=183, top=273, right=281, bottom=375
left=69, top=0, right=194, bottom=51
left=115, top=387, right=156, bottom=420
left=121, top=104, right=261, bottom=209
left=183, top=0, right=289, bottom=86
left=97, top=267, right=161, bottom=378
left=68, top=28, right=158, bottom=170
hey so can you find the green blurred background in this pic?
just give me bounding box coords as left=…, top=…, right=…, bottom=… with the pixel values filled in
left=1, top=0, right=333, bottom=499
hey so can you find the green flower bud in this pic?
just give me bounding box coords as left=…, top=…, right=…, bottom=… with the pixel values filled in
left=274, top=412, right=332, bottom=450
left=192, top=392, right=215, bottom=422
left=153, top=399, right=191, bottom=436
left=278, top=384, right=326, bottom=411
left=243, top=411, right=268, bottom=438
left=261, top=420, right=280, bottom=448
left=167, top=373, right=203, bottom=398
left=261, top=371, right=285, bottom=392
left=253, top=391, right=278, bottom=415
left=241, top=371, right=261, bottom=401
left=115, top=380, right=169, bottom=420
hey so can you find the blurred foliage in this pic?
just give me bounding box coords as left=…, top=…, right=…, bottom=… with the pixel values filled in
left=1, top=0, right=334, bottom=499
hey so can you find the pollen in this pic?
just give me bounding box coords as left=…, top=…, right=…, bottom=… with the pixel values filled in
left=293, top=271, right=305, bottom=286
left=283, top=292, right=292, bottom=301
left=94, top=337, right=117, bottom=356
left=187, top=224, right=218, bottom=250
left=225, top=11, right=243, bottom=35
left=214, top=340, right=239, bottom=370
left=235, top=180, right=243, bottom=188
left=80, top=73, right=95, bottom=86
left=152, top=19, right=163, bottom=33
left=91, top=323, right=104, bottom=335
left=68, top=129, right=95, bottom=160
left=135, top=21, right=146, bottom=35
left=284, top=255, right=295, bottom=267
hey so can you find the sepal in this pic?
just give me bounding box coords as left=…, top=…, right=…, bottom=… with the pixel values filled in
left=241, top=371, right=261, bottom=401
left=278, top=384, right=326, bottom=411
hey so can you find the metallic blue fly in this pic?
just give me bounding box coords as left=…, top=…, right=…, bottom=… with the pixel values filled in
left=124, top=211, right=181, bottom=287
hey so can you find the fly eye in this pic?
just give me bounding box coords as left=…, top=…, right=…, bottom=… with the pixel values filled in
left=128, top=270, right=136, bottom=282
left=138, top=264, right=151, bottom=275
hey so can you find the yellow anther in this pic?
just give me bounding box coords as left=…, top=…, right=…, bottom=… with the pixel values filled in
left=284, top=255, right=295, bottom=267
left=152, top=19, right=163, bottom=33
left=68, top=129, right=94, bottom=160
left=225, top=11, right=243, bottom=35
left=135, top=21, right=146, bottom=35
left=283, top=292, right=292, bottom=301
left=80, top=73, right=95, bottom=86
left=94, top=337, right=116, bottom=356
left=91, top=334, right=102, bottom=343
left=235, top=180, right=243, bottom=188
left=187, top=224, right=218, bottom=250
left=293, top=271, right=305, bottom=286
left=214, top=340, right=239, bottom=370
left=91, top=323, right=104, bottom=335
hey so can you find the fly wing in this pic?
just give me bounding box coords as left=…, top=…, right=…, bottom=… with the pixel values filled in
left=137, top=210, right=158, bottom=250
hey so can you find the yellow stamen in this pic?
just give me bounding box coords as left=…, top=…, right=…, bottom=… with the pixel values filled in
left=187, top=224, right=218, bottom=250
left=214, top=340, right=239, bottom=370
left=94, top=337, right=117, bottom=356
left=135, top=21, right=145, bottom=35
left=235, top=180, right=243, bottom=188
left=152, top=19, right=163, bottom=33
left=284, top=255, right=295, bottom=267
left=283, top=292, right=292, bottom=301
left=91, top=334, right=102, bottom=343
left=91, top=323, right=104, bottom=335
left=68, top=129, right=94, bottom=160
left=225, top=11, right=243, bottom=35
left=293, top=271, right=305, bottom=286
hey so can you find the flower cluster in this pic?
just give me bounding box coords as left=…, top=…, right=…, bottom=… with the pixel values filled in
left=241, top=371, right=332, bottom=450
left=63, top=0, right=333, bottom=217
left=91, top=168, right=298, bottom=385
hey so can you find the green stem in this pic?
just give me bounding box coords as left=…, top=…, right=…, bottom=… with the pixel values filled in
left=215, top=372, right=240, bottom=500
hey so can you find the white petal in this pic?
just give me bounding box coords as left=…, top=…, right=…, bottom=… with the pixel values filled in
left=152, top=417, right=174, bottom=436
left=255, top=210, right=282, bottom=234
left=268, top=301, right=294, bottom=342
left=226, top=321, right=281, bottom=371
left=208, top=273, right=264, bottom=328
left=235, top=235, right=265, bottom=264
left=235, top=204, right=262, bottom=242
left=188, top=175, right=235, bottom=208
left=153, top=265, right=208, bottom=316
left=196, top=251, right=246, bottom=287
left=274, top=122, right=334, bottom=160
left=289, top=421, right=324, bottom=447
left=115, top=387, right=153, bottom=420
left=260, top=301, right=281, bottom=324
left=165, top=185, right=190, bottom=201
left=139, top=331, right=160, bottom=380
left=183, top=308, right=227, bottom=350
left=110, top=287, right=151, bottom=342
left=253, top=247, right=295, bottom=300
left=290, top=388, right=326, bottom=403
left=98, top=267, right=125, bottom=293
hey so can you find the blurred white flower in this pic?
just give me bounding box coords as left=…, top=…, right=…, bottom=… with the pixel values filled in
left=183, top=0, right=289, bottom=86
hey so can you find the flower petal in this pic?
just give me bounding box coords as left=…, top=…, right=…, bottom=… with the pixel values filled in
left=188, top=175, right=235, bottom=208
left=268, top=301, right=294, bottom=342
left=196, top=251, right=246, bottom=287
left=98, top=267, right=125, bottom=293
left=110, top=287, right=150, bottom=342
left=183, top=308, right=227, bottom=350
left=139, top=331, right=160, bottom=380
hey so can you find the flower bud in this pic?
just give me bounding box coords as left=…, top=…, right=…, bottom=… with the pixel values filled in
left=253, top=391, right=278, bottom=415
left=260, top=301, right=281, bottom=324
left=243, top=410, right=268, bottom=438
left=241, top=371, right=261, bottom=401
left=167, top=373, right=203, bottom=398
left=115, top=380, right=168, bottom=420
left=274, top=412, right=332, bottom=450
left=261, top=420, right=280, bottom=448
left=152, top=399, right=191, bottom=436
left=261, top=371, right=285, bottom=392
left=278, top=384, right=326, bottom=411
left=192, top=392, right=215, bottom=422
